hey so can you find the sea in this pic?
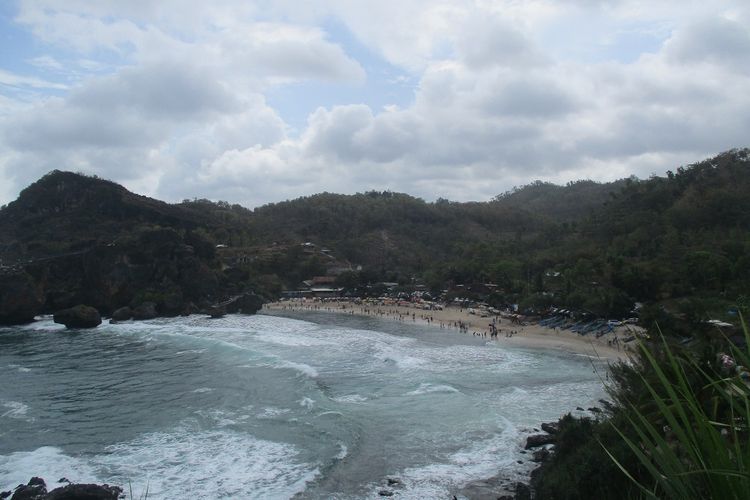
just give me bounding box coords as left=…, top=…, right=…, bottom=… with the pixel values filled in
left=0, top=311, right=609, bottom=499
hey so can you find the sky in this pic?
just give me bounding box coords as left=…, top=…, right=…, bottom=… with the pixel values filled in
left=0, top=1, right=749, bottom=207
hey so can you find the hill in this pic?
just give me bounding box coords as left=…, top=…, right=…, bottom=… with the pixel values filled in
left=1, top=149, right=748, bottom=325
left=493, top=178, right=628, bottom=221
left=0, top=171, right=261, bottom=323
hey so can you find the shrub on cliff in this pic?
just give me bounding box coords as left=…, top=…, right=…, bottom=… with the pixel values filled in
left=533, top=319, right=750, bottom=499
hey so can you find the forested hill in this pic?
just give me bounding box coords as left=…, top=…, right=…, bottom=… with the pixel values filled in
left=493, top=178, right=628, bottom=221
left=1, top=149, right=748, bottom=323
left=0, top=170, right=247, bottom=262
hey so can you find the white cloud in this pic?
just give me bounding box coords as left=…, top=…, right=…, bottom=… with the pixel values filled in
left=1, top=0, right=749, bottom=207
left=0, top=69, right=68, bottom=90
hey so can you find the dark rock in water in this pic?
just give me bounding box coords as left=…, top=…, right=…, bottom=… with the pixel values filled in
left=8, top=478, right=121, bottom=500
left=0, top=272, right=44, bottom=325
left=576, top=406, right=585, bottom=411
left=541, top=422, right=559, bottom=435
left=224, top=292, right=264, bottom=315
left=525, top=433, right=555, bottom=449
left=458, top=474, right=512, bottom=499
left=588, top=406, right=602, bottom=413
left=386, top=478, right=401, bottom=486
left=10, top=477, right=46, bottom=500
left=516, top=459, right=523, bottom=464
left=514, top=482, right=531, bottom=500
left=46, top=483, right=123, bottom=499
left=56, top=479, right=69, bottom=485
left=532, top=448, right=550, bottom=462
left=207, top=305, right=226, bottom=318
left=132, top=301, right=157, bottom=320
left=110, top=307, right=132, bottom=322
left=378, top=491, right=394, bottom=497
left=53, top=305, right=101, bottom=328
left=1, top=490, right=11, bottom=499
left=599, top=399, right=615, bottom=412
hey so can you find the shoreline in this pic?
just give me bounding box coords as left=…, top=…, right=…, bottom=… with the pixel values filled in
left=263, top=299, right=631, bottom=363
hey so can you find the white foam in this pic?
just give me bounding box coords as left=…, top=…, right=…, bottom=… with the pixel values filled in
left=257, top=407, right=291, bottom=419
left=369, top=420, right=523, bottom=499
left=196, top=409, right=239, bottom=427
left=192, top=387, right=214, bottom=393
left=0, top=446, right=100, bottom=492
left=1, top=426, right=319, bottom=499
left=331, top=394, right=368, bottom=403
left=23, top=318, right=65, bottom=331
left=335, top=442, right=348, bottom=460
left=104, top=425, right=319, bottom=499
left=7, top=364, right=31, bottom=373
left=175, top=349, right=207, bottom=355
left=375, top=346, right=425, bottom=371
left=0, top=401, right=33, bottom=422
left=277, top=360, right=319, bottom=379
left=298, top=397, right=315, bottom=410
left=253, top=330, right=332, bottom=347
left=406, top=383, right=460, bottom=396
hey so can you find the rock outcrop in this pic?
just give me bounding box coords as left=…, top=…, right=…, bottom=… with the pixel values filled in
left=540, top=422, right=559, bottom=435
left=524, top=433, right=556, bottom=449
left=8, top=477, right=46, bottom=500
left=110, top=306, right=132, bottom=322
left=0, top=272, right=43, bottom=325
left=53, top=305, right=102, bottom=329
left=132, top=301, right=157, bottom=320
left=225, top=292, right=264, bottom=315
left=6, top=478, right=122, bottom=500
left=45, top=483, right=122, bottom=500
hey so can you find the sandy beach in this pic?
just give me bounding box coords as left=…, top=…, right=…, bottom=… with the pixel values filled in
left=264, top=299, right=633, bottom=363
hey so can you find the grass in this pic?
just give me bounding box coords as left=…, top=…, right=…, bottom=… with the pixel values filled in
left=127, top=479, right=149, bottom=500
left=604, top=316, right=750, bottom=499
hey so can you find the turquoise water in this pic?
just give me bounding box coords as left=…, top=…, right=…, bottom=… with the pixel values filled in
left=0, top=311, right=608, bottom=498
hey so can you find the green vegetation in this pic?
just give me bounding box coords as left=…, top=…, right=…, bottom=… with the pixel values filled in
left=2, top=149, right=748, bottom=321
left=240, top=149, right=749, bottom=321
left=532, top=318, right=750, bottom=499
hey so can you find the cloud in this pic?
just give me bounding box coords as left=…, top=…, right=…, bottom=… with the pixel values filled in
left=4, top=62, right=238, bottom=153
left=0, top=58, right=287, bottom=192
left=665, top=17, right=750, bottom=68
left=217, top=23, right=365, bottom=83
left=455, top=14, right=547, bottom=70
left=0, top=69, right=68, bottom=90
left=1, top=1, right=750, bottom=208
left=68, top=62, right=239, bottom=119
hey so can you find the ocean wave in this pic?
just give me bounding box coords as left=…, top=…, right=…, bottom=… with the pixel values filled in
left=1, top=425, right=320, bottom=499
left=370, top=419, right=525, bottom=499
left=335, top=442, right=348, bottom=460
left=376, top=346, right=425, bottom=371
left=7, top=364, right=31, bottom=373
left=405, top=383, right=460, bottom=396
left=0, top=446, right=99, bottom=493
left=298, top=397, right=315, bottom=410
left=257, top=407, right=291, bottom=419
left=331, top=394, right=368, bottom=403
left=0, top=401, right=33, bottom=422
left=277, top=360, right=319, bottom=379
